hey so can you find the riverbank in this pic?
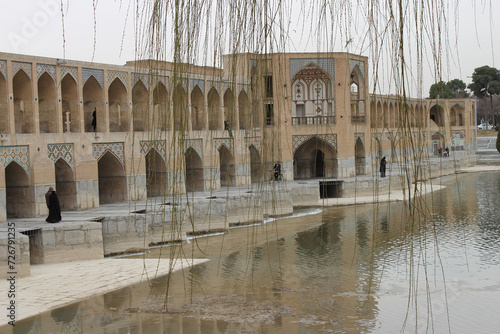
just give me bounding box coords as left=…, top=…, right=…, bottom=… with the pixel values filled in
left=0, top=163, right=499, bottom=328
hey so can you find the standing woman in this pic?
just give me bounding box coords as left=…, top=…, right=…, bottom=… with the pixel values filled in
left=380, top=157, right=387, bottom=178
left=45, top=187, right=62, bottom=223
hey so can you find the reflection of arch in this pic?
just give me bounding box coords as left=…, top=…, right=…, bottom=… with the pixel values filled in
left=98, top=152, right=127, bottom=204
left=145, top=149, right=167, bottom=197
left=293, top=137, right=338, bottom=179
left=55, top=159, right=77, bottom=210
left=249, top=145, right=262, bottom=183
left=429, top=104, right=445, bottom=127
left=83, top=76, right=104, bottom=132
left=6, top=161, right=34, bottom=217
left=38, top=72, right=58, bottom=133
left=61, top=74, right=79, bottom=133
left=355, top=137, right=366, bottom=175
left=219, top=145, right=235, bottom=187
left=185, top=148, right=204, bottom=192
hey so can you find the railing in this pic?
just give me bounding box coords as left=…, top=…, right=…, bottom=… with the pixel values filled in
left=292, top=116, right=335, bottom=125
left=351, top=115, right=366, bottom=123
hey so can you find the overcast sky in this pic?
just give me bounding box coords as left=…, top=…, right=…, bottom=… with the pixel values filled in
left=0, top=0, right=498, bottom=95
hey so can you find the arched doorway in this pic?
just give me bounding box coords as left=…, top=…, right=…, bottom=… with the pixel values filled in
left=145, top=149, right=167, bottom=198
left=0, top=73, right=9, bottom=133
left=109, top=78, right=129, bottom=132
left=61, top=74, right=79, bottom=133
left=191, top=85, right=205, bottom=130
left=98, top=152, right=127, bottom=204
left=83, top=76, right=103, bottom=132
left=430, top=105, right=445, bottom=127
left=293, top=137, right=337, bottom=179
left=132, top=81, right=149, bottom=132
left=431, top=132, right=445, bottom=156
left=55, top=159, right=77, bottom=210
left=38, top=72, right=58, bottom=133
left=5, top=162, right=34, bottom=217
left=355, top=138, right=366, bottom=175
left=13, top=70, right=34, bottom=134
left=185, top=148, right=204, bottom=192
left=219, top=145, right=235, bottom=187
left=249, top=145, right=262, bottom=183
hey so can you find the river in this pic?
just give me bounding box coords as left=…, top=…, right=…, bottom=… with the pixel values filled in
left=10, top=172, right=500, bottom=333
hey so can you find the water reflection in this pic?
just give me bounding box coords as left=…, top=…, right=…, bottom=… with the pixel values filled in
left=5, top=172, right=500, bottom=333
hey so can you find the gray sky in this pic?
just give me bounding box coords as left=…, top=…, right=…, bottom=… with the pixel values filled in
left=0, top=0, right=498, bottom=96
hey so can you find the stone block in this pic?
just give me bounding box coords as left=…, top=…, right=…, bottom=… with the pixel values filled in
left=64, top=230, right=85, bottom=245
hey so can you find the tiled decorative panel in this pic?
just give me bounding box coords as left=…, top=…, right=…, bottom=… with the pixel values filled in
left=82, top=68, right=104, bottom=88
left=207, top=80, right=220, bottom=94
left=292, top=134, right=337, bottom=154
left=430, top=131, right=446, bottom=140
left=60, top=66, right=78, bottom=81
left=37, top=64, right=56, bottom=81
left=244, top=136, right=261, bottom=151
left=182, top=139, right=203, bottom=161
left=349, top=59, right=365, bottom=78
left=191, top=78, right=205, bottom=93
left=107, top=70, right=128, bottom=87
left=289, top=58, right=335, bottom=82
left=140, top=140, right=166, bottom=162
left=92, top=142, right=125, bottom=167
left=450, top=101, right=465, bottom=109
left=12, top=61, right=32, bottom=79
left=0, top=60, right=7, bottom=79
left=47, top=143, right=74, bottom=170
left=132, top=72, right=149, bottom=90
left=214, top=138, right=233, bottom=155
left=155, top=75, right=169, bottom=90
left=240, top=84, right=250, bottom=96
left=0, top=145, right=30, bottom=175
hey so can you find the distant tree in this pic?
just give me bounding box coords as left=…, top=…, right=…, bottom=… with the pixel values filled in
left=447, top=79, right=470, bottom=98
left=468, top=66, right=500, bottom=127
left=428, top=81, right=454, bottom=99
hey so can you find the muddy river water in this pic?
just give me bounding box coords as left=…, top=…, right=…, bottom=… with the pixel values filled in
left=10, top=172, right=500, bottom=333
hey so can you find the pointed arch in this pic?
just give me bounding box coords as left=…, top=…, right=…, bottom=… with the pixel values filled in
left=132, top=80, right=149, bottom=132
left=153, top=82, right=169, bottom=131
left=13, top=70, right=34, bottom=134
left=38, top=72, right=58, bottom=133
left=97, top=151, right=127, bottom=204
left=223, top=88, right=236, bottom=130
left=172, top=83, right=188, bottom=131
left=238, top=90, right=250, bottom=130
left=109, top=78, right=130, bottom=132
left=0, top=73, right=9, bottom=133
left=208, top=87, right=222, bottom=130
left=185, top=147, right=204, bottom=192
left=83, top=76, right=104, bottom=132
left=145, top=149, right=167, bottom=198
left=355, top=137, right=366, bottom=175
left=61, top=74, right=79, bottom=133
left=5, top=161, right=35, bottom=217
left=219, top=145, right=235, bottom=186
left=293, top=137, right=337, bottom=179
left=55, top=158, right=77, bottom=210
left=430, top=104, right=445, bottom=127
left=191, top=85, right=205, bottom=130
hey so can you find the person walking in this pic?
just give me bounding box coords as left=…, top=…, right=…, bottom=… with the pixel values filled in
left=45, top=187, right=62, bottom=223
left=273, top=161, right=282, bottom=181
left=380, top=157, right=387, bottom=178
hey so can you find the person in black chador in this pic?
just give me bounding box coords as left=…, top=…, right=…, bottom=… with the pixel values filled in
left=45, top=187, right=61, bottom=223
left=91, top=108, right=97, bottom=132
left=380, top=157, right=387, bottom=178
left=273, top=161, right=281, bottom=181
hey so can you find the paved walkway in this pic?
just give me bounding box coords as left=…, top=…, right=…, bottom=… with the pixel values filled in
left=0, top=257, right=207, bottom=327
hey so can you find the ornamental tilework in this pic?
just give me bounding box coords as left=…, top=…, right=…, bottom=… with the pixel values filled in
left=450, top=101, right=465, bottom=109
left=182, top=139, right=203, bottom=161
left=207, top=80, right=221, bottom=93
left=139, top=140, right=167, bottom=162
left=191, top=79, right=205, bottom=93
left=107, top=70, right=128, bottom=87
left=0, top=60, right=7, bottom=79
left=289, top=58, right=335, bottom=82
left=430, top=130, right=445, bottom=138
left=37, top=64, right=56, bottom=81
left=47, top=143, right=74, bottom=170
left=214, top=138, right=233, bottom=155
left=82, top=68, right=104, bottom=88
left=349, top=59, right=365, bottom=78
left=292, top=134, right=337, bottom=154
left=244, top=136, right=261, bottom=151
left=92, top=142, right=125, bottom=167
left=132, top=73, right=149, bottom=90
left=60, top=66, right=78, bottom=81
left=240, top=84, right=250, bottom=96
left=452, top=130, right=466, bottom=137
left=0, top=145, right=30, bottom=175
left=12, top=61, right=32, bottom=79
left=155, top=75, right=169, bottom=90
